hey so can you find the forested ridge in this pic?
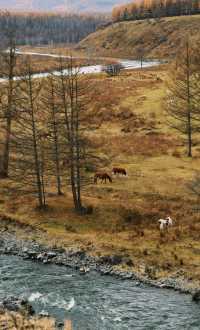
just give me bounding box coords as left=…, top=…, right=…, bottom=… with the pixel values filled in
left=0, top=11, right=107, bottom=45
left=112, top=0, right=200, bottom=21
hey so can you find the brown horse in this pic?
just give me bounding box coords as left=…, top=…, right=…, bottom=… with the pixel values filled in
left=112, top=167, right=127, bottom=176
left=94, top=172, right=112, bottom=184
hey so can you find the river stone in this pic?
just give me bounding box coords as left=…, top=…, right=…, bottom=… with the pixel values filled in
left=5, top=247, right=12, bottom=253
left=123, top=257, right=134, bottom=267
left=0, top=239, right=5, bottom=246
left=53, top=247, right=65, bottom=253
left=1, top=297, right=35, bottom=315
left=79, top=267, right=90, bottom=274
left=27, top=250, right=38, bottom=258
left=37, top=253, right=44, bottom=260
left=39, top=311, right=50, bottom=317
left=99, top=266, right=112, bottom=275
left=100, top=254, right=122, bottom=265
left=46, top=251, right=57, bottom=259
left=72, top=250, right=86, bottom=260
left=192, top=290, right=200, bottom=302
left=56, top=321, right=64, bottom=328
left=121, top=273, right=133, bottom=280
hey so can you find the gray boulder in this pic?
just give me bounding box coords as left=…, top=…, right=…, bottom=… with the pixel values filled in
left=1, top=296, right=35, bottom=315
left=192, top=290, right=200, bottom=302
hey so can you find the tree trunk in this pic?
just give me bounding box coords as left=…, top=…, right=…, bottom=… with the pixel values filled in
left=1, top=47, right=15, bottom=178
left=75, top=79, right=82, bottom=211
left=186, top=41, right=192, bottom=157
left=50, top=80, right=62, bottom=195
left=28, top=70, right=44, bottom=208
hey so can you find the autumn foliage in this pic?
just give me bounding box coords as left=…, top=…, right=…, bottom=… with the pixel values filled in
left=112, top=0, right=200, bottom=22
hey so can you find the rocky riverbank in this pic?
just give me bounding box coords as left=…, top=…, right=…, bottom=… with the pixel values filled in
left=0, top=296, right=35, bottom=315
left=0, top=296, right=60, bottom=329
left=0, top=231, right=199, bottom=300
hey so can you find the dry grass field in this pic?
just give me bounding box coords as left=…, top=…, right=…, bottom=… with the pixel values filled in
left=1, top=62, right=200, bottom=284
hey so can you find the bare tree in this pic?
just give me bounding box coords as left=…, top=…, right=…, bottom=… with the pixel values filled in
left=188, top=172, right=200, bottom=200
left=0, top=13, right=18, bottom=177
left=136, top=47, right=145, bottom=69
left=10, top=60, right=47, bottom=208
left=42, top=75, right=64, bottom=196
left=56, top=58, right=92, bottom=214
left=166, top=40, right=200, bottom=157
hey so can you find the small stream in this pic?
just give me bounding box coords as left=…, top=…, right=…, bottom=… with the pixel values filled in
left=0, top=255, right=199, bottom=329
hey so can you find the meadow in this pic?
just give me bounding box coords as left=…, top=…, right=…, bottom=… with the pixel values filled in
left=1, top=59, right=200, bottom=285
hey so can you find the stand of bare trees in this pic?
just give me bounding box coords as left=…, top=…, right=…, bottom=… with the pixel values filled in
left=0, top=11, right=106, bottom=46
left=9, top=61, right=48, bottom=208
left=0, top=14, right=94, bottom=212
left=2, top=56, right=94, bottom=213
left=42, top=76, right=64, bottom=197
left=55, top=59, right=92, bottom=214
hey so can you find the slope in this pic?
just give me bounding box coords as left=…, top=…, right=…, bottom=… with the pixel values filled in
left=79, top=15, right=200, bottom=59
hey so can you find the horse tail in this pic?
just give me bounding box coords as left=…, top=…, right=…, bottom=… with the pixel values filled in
left=108, top=175, right=112, bottom=183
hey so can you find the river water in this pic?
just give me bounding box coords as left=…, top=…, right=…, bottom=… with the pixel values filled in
left=0, top=255, right=199, bottom=329
left=0, top=50, right=160, bottom=83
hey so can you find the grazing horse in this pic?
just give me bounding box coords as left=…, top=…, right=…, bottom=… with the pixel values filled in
left=94, top=173, right=112, bottom=184
left=112, top=167, right=127, bottom=176
left=158, top=217, right=173, bottom=231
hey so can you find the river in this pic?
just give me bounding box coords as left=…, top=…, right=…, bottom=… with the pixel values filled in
left=0, top=50, right=160, bottom=83
left=0, top=255, right=199, bottom=330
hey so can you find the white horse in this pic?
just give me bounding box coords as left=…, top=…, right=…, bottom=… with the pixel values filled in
left=158, top=217, right=173, bottom=231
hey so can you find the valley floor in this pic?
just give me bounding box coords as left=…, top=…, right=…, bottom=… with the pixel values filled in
left=0, top=55, right=200, bottom=288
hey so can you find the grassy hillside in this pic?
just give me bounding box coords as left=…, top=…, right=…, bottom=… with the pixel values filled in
left=1, top=63, right=200, bottom=285
left=79, top=15, right=200, bottom=59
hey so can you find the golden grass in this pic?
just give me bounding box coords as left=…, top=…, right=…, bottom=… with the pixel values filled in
left=0, top=312, right=55, bottom=329
left=0, top=312, right=72, bottom=329
left=1, top=64, right=200, bottom=284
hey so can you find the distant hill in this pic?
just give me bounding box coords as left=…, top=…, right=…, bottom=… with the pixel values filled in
left=0, top=0, right=128, bottom=12
left=79, top=15, right=200, bottom=59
